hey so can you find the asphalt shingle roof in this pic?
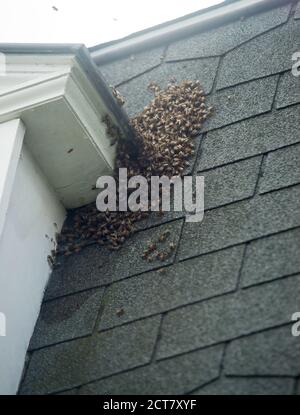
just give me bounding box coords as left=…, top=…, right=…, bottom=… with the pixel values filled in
left=20, top=1, right=300, bottom=395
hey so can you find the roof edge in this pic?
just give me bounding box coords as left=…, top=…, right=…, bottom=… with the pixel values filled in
left=90, top=0, right=290, bottom=64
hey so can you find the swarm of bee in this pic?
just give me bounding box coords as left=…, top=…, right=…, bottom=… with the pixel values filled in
left=110, top=85, right=125, bottom=107
left=53, top=80, right=213, bottom=262
left=142, top=230, right=177, bottom=263
left=102, top=114, right=121, bottom=146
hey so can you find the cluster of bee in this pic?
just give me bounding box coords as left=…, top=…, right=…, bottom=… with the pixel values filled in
left=117, top=80, right=213, bottom=179
left=55, top=208, right=141, bottom=257
left=142, top=230, right=176, bottom=263
left=53, top=80, right=213, bottom=263
left=110, top=85, right=125, bottom=107
left=102, top=114, right=122, bottom=146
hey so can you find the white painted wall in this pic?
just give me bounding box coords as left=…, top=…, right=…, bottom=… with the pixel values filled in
left=0, top=119, right=25, bottom=238
left=0, top=141, right=66, bottom=395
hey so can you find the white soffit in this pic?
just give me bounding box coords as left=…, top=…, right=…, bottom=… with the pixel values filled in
left=0, top=48, right=126, bottom=208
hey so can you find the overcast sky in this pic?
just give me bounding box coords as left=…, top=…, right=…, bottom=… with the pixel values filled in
left=0, top=0, right=223, bottom=47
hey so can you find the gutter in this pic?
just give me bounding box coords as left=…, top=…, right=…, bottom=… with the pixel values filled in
left=90, top=0, right=291, bottom=64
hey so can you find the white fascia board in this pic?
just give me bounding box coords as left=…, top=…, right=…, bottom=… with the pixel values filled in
left=0, top=71, right=68, bottom=120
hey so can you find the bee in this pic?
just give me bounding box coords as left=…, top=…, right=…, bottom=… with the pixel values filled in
left=116, top=308, right=125, bottom=317
left=158, top=230, right=170, bottom=242
left=47, top=255, right=55, bottom=268
left=156, top=252, right=165, bottom=261
left=148, top=243, right=156, bottom=252
left=169, top=242, right=176, bottom=251
left=147, top=255, right=155, bottom=262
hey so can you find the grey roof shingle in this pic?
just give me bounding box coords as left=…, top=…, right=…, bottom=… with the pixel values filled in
left=201, top=156, right=261, bottom=209
left=241, top=227, right=300, bottom=288
left=166, top=4, right=291, bottom=60
left=197, top=105, right=300, bottom=170
left=79, top=345, right=223, bottom=395
left=217, top=19, right=300, bottom=89
left=192, top=377, right=294, bottom=395
left=178, top=185, right=300, bottom=260
left=20, top=316, right=161, bottom=395
left=44, top=219, right=183, bottom=300
left=98, top=245, right=243, bottom=331
left=258, top=143, right=300, bottom=194
left=201, top=75, right=278, bottom=132
left=99, top=46, right=164, bottom=86
left=275, top=70, right=300, bottom=108
left=118, top=58, right=219, bottom=117
left=20, top=1, right=300, bottom=395
left=224, top=324, right=300, bottom=376
left=28, top=288, right=105, bottom=350
left=157, top=274, right=300, bottom=360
